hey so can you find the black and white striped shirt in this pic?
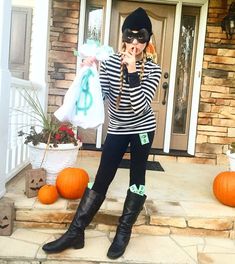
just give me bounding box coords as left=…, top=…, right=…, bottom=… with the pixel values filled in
left=100, top=53, right=162, bottom=134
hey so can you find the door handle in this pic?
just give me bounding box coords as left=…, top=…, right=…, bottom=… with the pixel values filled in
left=162, top=82, right=168, bottom=105
left=164, top=72, right=169, bottom=79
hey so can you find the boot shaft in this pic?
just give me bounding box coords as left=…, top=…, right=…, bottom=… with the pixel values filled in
left=119, top=190, right=146, bottom=228
left=70, top=188, right=105, bottom=231
left=106, top=190, right=147, bottom=259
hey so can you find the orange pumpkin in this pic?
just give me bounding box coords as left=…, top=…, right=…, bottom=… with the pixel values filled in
left=56, top=167, right=89, bottom=199
left=213, top=171, right=235, bottom=207
left=38, top=185, right=58, bottom=204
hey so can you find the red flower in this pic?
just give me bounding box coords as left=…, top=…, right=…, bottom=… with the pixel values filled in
left=66, top=129, right=74, bottom=136
left=59, top=125, right=68, bottom=131
left=59, top=125, right=74, bottom=136
left=55, top=134, right=61, bottom=140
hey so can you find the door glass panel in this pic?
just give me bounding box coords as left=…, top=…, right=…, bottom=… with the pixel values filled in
left=173, top=15, right=196, bottom=134
left=84, top=5, right=103, bottom=45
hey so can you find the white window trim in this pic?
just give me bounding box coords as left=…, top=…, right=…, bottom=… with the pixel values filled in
left=187, top=1, right=208, bottom=155
left=164, top=1, right=208, bottom=154
left=78, top=0, right=209, bottom=154
left=163, top=2, right=182, bottom=153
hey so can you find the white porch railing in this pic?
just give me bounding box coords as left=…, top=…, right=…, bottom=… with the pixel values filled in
left=5, top=77, right=37, bottom=183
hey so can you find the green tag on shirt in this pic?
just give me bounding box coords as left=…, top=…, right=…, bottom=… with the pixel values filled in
left=139, top=133, right=149, bottom=145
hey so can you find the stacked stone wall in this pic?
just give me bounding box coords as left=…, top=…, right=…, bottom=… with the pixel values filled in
left=197, top=0, right=235, bottom=165
left=48, top=0, right=79, bottom=114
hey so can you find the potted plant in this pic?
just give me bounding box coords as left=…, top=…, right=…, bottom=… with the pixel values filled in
left=17, top=87, right=82, bottom=184
left=220, top=111, right=235, bottom=171
left=226, top=142, right=235, bottom=171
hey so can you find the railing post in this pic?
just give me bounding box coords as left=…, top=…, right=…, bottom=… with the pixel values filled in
left=0, top=0, right=12, bottom=198
left=30, top=0, right=51, bottom=112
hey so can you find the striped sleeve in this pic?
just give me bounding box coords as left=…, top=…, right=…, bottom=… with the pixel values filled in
left=99, top=60, right=110, bottom=99
left=128, top=64, right=162, bottom=115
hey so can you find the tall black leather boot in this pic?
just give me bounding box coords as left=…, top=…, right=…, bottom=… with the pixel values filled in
left=107, top=190, right=146, bottom=259
left=42, top=188, right=105, bottom=253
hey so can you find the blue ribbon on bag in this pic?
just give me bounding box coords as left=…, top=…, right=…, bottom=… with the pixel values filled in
left=75, top=68, right=94, bottom=115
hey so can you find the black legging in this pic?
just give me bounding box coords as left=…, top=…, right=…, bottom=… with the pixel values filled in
left=92, top=131, right=154, bottom=196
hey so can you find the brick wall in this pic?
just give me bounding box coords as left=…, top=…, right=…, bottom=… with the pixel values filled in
left=48, top=0, right=79, bottom=114
left=197, top=0, right=235, bottom=165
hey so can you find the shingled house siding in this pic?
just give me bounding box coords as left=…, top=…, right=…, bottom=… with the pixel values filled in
left=48, top=0, right=79, bottom=114
left=196, top=0, right=235, bottom=165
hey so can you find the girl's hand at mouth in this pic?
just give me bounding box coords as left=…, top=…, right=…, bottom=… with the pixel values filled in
left=121, top=47, right=137, bottom=73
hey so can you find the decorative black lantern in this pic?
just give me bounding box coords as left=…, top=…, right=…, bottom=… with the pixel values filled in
left=221, top=2, right=235, bottom=39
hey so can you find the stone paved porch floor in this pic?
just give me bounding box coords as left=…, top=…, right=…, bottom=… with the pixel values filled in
left=1, top=153, right=235, bottom=263
left=1, top=228, right=235, bottom=263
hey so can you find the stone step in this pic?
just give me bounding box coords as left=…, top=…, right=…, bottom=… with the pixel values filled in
left=12, top=196, right=235, bottom=239
left=5, top=158, right=235, bottom=242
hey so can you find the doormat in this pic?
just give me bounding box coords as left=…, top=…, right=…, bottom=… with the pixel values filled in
left=119, top=159, right=164, bottom=171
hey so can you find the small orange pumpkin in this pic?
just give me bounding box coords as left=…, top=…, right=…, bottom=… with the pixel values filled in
left=56, top=167, right=89, bottom=199
left=213, top=171, right=235, bottom=207
left=38, top=185, right=58, bottom=204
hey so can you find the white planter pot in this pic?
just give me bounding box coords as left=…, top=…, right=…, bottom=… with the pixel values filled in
left=28, top=142, right=82, bottom=184
left=226, top=150, right=235, bottom=171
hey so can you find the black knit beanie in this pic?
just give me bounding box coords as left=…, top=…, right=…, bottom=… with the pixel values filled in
left=121, top=7, right=152, bottom=35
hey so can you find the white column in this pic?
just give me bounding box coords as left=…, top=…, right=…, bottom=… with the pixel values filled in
left=103, top=0, right=112, bottom=45
left=76, top=0, right=86, bottom=72
left=30, top=0, right=51, bottom=112
left=96, top=0, right=112, bottom=148
left=0, top=0, right=12, bottom=198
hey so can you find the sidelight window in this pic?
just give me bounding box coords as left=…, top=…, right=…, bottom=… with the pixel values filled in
left=84, top=0, right=106, bottom=45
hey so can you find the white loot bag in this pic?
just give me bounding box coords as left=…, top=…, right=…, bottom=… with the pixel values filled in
left=54, top=41, right=114, bottom=129
left=54, top=65, right=104, bottom=129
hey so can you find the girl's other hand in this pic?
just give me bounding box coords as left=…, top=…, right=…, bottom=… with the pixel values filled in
left=121, top=47, right=136, bottom=73
left=80, top=56, right=98, bottom=67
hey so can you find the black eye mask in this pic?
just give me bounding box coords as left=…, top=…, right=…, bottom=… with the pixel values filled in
left=122, top=28, right=150, bottom=44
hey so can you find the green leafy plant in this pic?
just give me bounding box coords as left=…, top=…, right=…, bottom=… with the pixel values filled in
left=220, top=111, right=235, bottom=154
left=16, top=88, right=80, bottom=147
left=229, top=142, right=235, bottom=154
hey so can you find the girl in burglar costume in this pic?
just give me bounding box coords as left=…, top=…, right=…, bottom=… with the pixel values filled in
left=43, top=7, right=162, bottom=259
